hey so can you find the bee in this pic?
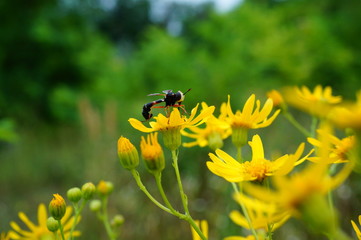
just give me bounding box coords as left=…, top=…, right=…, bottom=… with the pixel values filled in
left=142, top=89, right=191, bottom=120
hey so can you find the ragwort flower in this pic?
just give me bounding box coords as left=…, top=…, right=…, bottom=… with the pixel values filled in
left=230, top=193, right=290, bottom=232
left=140, top=132, right=165, bottom=173
left=329, top=90, right=361, bottom=130
left=207, top=135, right=311, bottom=182
left=129, top=104, right=215, bottom=150
left=308, top=129, right=355, bottom=164
left=283, top=85, right=342, bottom=118
left=10, top=203, right=80, bottom=240
left=243, top=162, right=353, bottom=218
left=225, top=94, right=280, bottom=147
left=182, top=102, right=231, bottom=150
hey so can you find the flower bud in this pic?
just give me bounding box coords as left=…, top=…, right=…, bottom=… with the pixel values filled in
left=140, top=133, right=165, bottom=174
left=89, top=199, right=102, bottom=212
left=81, top=182, right=96, bottom=200
left=111, top=214, right=125, bottom=227
left=67, top=187, right=82, bottom=203
left=117, top=136, right=139, bottom=170
left=49, top=194, right=66, bottom=220
left=97, top=180, right=114, bottom=196
left=207, top=132, right=224, bottom=151
left=46, top=217, right=59, bottom=232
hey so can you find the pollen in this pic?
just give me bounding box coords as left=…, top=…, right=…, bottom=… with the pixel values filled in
left=243, top=159, right=271, bottom=181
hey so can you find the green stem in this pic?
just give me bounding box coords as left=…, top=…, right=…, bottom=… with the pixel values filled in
left=154, top=172, right=180, bottom=216
left=68, top=201, right=86, bottom=240
left=283, top=112, right=312, bottom=137
left=101, top=196, right=116, bottom=240
left=171, top=150, right=207, bottom=240
left=310, top=117, right=318, bottom=138
left=231, top=183, right=258, bottom=240
left=57, top=220, right=66, bottom=240
left=237, top=147, right=242, bottom=162
left=130, top=169, right=172, bottom=214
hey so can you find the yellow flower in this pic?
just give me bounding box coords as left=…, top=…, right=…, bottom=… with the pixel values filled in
left=182, top=102, right=231, bottom=150
left=283, top=85, right=342, bottom=117
left=49, top=194, right=66, bottom=220
left=230, top=193, right=290, bottom=232
left=225, top=94, right=280, bottom=147
left=243, top=162, right=353, bottom=217
left=129, top=104, right=215, bottom=150
left=140, top=132, right=165, bottom=173
left=207, top=134, right=311, bottom=182
left=351, top=215, right=361, bottom=240
left=10, top=203, right=80, bottom=240
left=329, top=90, right=361, bottom=130
left=266, top=89, right=285, bottom=108
left=190, top=220, right=208, bottom=240
left=117, top=136, right=139, bottom=170
left=308, top=129, right=355, bottom=164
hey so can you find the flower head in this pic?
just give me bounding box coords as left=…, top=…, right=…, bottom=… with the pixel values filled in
left=49, top=194, right=66, bottom=220
left=267, top=90, right=285, bottom=108
left=207, top=134, right=311, bottom=182
left=10, top=203, right=80, bottom=239
left=225, top=94, right=280, bottom=147
left=308, top=129, right=355, bottom=164
left=243, top=162, right=353, bottom=217
left=351, top=215, right=361, bottom=240
left=283, top=85, right=342, bottom=117
left=329, top=90, right=361, bottom=130
left=230, top=193, right=290, bottom=232
left=117, top=136, right=139, bottom=170
left=129, top=104, right=215, bottom=150
left=182, top=102, right=231, bottom=150
left=140, top=132, right=165, bottom=173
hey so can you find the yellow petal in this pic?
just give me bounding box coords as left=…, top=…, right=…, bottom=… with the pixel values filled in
left=37, top=204, right=48, bottom=228
left=249, top=135, right=264, bottom=162
left=128, top=118, right=155, bottom=133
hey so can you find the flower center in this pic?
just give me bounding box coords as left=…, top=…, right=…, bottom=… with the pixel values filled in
left=243, top=159, right=271, bottom=181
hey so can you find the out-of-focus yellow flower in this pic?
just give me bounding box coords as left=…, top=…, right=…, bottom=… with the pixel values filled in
left=129, top=104, right=215, bottom=150
left=351, top=215, right=361, bottom=240
left=190, top=220, right=208, bottom=240
left=230, top=193, right=290, bottom=232
left=10, top=203, right=80, bottom=240
left=308, top=129, right=355, bottom=164
left=49, top=194, right=66, bottom=220
left=243, top=162, right=353, bottom=218
left=283, top=85, right=342, bottom=118
left=225, top=94, right=280, bottom=147
left=330, top=90, right=361, bottom=130
left=267, top=90, right=285, bottom=108
left=140, top=132, right=165, bottom=173
left=207, top=135, right=311, bottom=182
left=182, top=102, right=231, bottom=150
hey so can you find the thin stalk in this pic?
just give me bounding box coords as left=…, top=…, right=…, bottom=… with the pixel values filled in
left=171, top=150, right=207, bottom=240
left=154, top=172, right=180, bottom=216
left=101, top=197, right=116, bottom=240
left=237, top=147, right=242, bottom=162
left=68, top=201, right=86, bottom=240
left=231, top=183, right=259, bottom=240
left=283, top=112, right=312, bottom=137
left=130, top=169, right=172, bottom=214
left=57, top=220, right=66, bottom=240
left=310, top=117, right=318, bottom=138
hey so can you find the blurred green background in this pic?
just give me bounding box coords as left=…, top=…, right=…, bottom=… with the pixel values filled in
left=1, top=0, right=361, bottom=239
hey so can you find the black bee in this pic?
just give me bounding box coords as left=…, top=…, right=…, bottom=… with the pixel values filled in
left=142, top=89, right=191, bottom=120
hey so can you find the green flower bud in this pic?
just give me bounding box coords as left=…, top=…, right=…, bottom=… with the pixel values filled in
left=97, top=180, right=114, bottom=196
left=117, top=136, right=139, bottom=170
left=81, top=182, right=96, bottom=200
left=46, top=217, right=59, bottom=232
left=89, top=199, right=102, bottom=212
left=49, top=194, right=66, bottom=220
left=162, top=128, right=182, bottom=151
left=67, top=187, right=82, bottom=203
left=111, top=214, right=125, bottom=227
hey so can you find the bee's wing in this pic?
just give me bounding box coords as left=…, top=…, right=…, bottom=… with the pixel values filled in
left=162, top=90, right=172, bottom=94
left=147, top=93, right=165, bottom=96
